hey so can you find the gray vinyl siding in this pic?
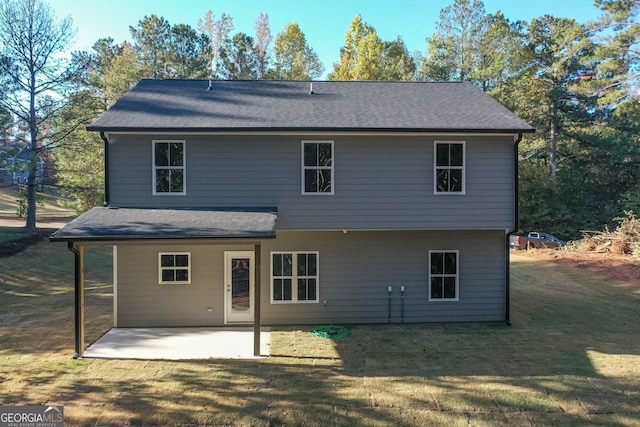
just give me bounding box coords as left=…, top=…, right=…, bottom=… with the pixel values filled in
left=107, top=134, right=515, bottom=230
left=115, top=242, right=253, bottom=327
left=113, top=230, right=506, bottom=326
left=261, top=230, right=506, bottom=324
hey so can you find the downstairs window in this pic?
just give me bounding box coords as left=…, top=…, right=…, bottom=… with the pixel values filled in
left=271, top=252, right=319, bottom=303
left=159, top=252, right=191, bottom=284
left=429, top=250, right=459, bottom=301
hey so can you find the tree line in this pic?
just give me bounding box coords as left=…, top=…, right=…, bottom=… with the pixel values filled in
left=0, top=0, right=638, bottom=239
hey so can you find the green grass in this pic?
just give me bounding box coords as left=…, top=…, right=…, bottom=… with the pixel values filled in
left=0, top=227, right=28, bottom=242
left=0, top=184, right=75, bottom=218
left=0, top=244, right=639, bottom=426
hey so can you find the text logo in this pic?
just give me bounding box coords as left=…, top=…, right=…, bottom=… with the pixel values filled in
left=0, top=406, right=64, bottom=427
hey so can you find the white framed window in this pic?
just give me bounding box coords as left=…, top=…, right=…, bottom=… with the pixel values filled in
left=434, top=141, right=465, bottom=194
left=271, top=251, right=319, bottom=303
left=428, top=250, right=459, bottom=301
left=153, top=140, right=186, bottom=195
left=159, top=252, right=191, bottom=284
left=302, top=141, right=333, bottom=195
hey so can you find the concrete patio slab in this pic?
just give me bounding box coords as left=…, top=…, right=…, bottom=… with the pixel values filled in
left=83, top=327, right=270, bottom=360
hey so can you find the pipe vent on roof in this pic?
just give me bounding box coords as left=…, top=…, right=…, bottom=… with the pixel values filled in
left=309, top=82, right=314, bottom=95
left=207, top=80, right=213, bottom=91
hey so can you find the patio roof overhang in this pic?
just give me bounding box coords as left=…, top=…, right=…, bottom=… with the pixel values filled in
left=49, top=206, right=276, bottom=359
left=49, top=206, right=278, bottom=243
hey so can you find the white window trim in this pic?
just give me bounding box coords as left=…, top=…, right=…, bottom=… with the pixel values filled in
left=428, top=250, right=460, bottom=302
left=158, top=252, right=191, bottom=285
left=270, top=251, right=320, bottom=304
left=434, top=141, right=465, bottom=195
left=301, top=140, right=334, bottom=195
left=152, top=140, right=186, bottom=196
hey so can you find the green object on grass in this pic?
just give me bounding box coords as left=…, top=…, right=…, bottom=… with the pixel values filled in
left=311, top=325, right=351, bottom=339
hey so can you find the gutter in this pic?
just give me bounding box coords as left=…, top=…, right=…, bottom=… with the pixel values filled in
left=50, top=233, right=277, bottom=243
left=100, top=132, right=110, bottom=206
left=87, top=126, right=536, bottom=134
left=505, top=133, right=524, bottom=326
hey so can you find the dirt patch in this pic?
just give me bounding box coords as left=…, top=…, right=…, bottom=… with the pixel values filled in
left=0, top=228, right=56, bottom=258
left=514, top=249, right=640, bottom=286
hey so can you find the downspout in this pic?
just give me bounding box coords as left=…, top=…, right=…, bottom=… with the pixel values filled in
left=505, top=133, right=523, bottom=326
left=100, top=132, right=110, bottom=206
left=68, top=242, right=84, bottom=358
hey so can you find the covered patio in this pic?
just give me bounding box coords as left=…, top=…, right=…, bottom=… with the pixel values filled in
left=83, top=327, right=271, bottom=360
left=49, top=206, right=278, bottom=359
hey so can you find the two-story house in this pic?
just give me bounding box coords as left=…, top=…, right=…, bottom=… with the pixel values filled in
left=7, top=145, right=46, bottom=185
left=51, top=79, right=533, bottom=357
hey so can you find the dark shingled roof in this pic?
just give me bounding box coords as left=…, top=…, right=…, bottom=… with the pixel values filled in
left=88, top=80, right=534, bottom=133
left=49, top=207, right=277, bottom=242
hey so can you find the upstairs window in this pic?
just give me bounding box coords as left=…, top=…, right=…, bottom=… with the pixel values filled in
left=153, top=141, right=185, bottom=195
left=435, top=141, right=465, bottom=194
left=429, top=250, right=459, bottom=301
left=302, top=141, right=333, bottom=194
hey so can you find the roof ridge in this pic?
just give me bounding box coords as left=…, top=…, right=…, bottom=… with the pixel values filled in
left=138, top=78, right=472, bottom=84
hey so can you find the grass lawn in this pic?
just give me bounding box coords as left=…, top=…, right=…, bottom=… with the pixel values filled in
left=0, top=242, right=639, bottom=426
left=0, top=185, right=75, bottom=218
left=0, top=227, right=27, bottom=242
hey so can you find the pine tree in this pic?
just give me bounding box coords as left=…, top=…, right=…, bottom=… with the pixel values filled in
left=0, top=0, right=78, bottom=229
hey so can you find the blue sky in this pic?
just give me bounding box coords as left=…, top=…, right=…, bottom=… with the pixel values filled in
left=49, top=0, right=603, bottom=78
